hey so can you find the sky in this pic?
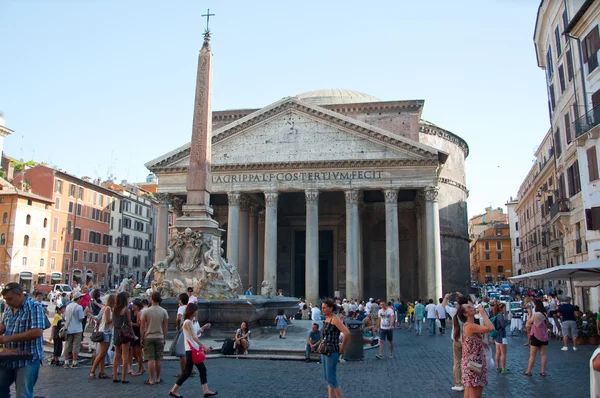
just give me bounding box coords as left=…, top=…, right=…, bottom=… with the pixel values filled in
left=0, top=0, right=549, bottom=217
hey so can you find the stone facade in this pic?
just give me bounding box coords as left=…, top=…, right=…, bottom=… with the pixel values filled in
left=147, top=89, right=470, bottom=303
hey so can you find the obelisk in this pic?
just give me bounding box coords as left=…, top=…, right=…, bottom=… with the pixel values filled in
left=177, top=28, right=219, bottom=231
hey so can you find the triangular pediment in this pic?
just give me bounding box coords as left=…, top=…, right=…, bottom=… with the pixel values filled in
left=146, top=97, right=443, bottom=170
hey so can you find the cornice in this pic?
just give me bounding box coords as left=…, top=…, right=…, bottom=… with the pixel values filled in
left=438, top=177, right=469, bottom=195
left=419, top=124, right=469, bottom=158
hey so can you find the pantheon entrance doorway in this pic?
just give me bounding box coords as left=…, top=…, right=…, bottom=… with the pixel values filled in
left=294, top=230, right=334, bottom=299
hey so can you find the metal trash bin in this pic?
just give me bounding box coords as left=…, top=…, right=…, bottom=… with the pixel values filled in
left=343, top=319, right=364, bottom=361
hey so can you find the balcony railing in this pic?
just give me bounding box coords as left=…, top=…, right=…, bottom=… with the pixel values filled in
left=550, top=199, right=570, bottom=219
left=575, top=104, right=600, bottom=137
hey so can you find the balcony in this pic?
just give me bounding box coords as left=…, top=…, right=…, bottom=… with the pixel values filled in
left=550, top=199, right=570, bottom=219
left=575, top=104, right=600, bottom=137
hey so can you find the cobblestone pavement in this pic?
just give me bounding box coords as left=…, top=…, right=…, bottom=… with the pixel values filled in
left=26, top=329, right=592, bottom=398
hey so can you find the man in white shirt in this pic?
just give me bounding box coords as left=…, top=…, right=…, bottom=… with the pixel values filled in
left=174, top=293, right=188, bottom=377
left=425, top=299, right=438, bottom=336
left=349, top=300, right=357, bottom=312
left=342, top=299, right=349, bottom=314
left=375, top=301, right=395, bottom=359
left=311, top=305, right=322, bottom=321
left=186, top=287, right=198, bottom=304
left=436, top=298, right=447, bottom=335
left=64, top=292, right=86, bottom=368
left=365, top=298, right=374, bottom=315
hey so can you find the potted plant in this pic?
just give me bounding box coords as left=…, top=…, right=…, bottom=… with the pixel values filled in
left=576, top=315, right=587, bottom=345
left=586, top=312, right=599, bottom=345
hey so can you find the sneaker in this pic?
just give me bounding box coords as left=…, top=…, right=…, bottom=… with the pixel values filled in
left=375, top=354, right=382, bottom=360
left=573, top=347, right=578, bottom=351
left=388, top=354, right=393, bottom=359
left=64, top=363, right=71, bottom=369
left=305, top=358, right=311, bottom=362
left=496, top=368, right=502, bottom=373
left=371, top=338, right=379, bottom=346
left=71, top=363, right=81, bottom=368
left=451, top=386, right=465, bottom=392
left=561, top=346, right=568, bottom=351
left=501, top=369, right=511, bottom=374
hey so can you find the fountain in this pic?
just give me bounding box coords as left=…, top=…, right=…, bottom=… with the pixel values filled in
left=147, top=25, right=297, bottom=328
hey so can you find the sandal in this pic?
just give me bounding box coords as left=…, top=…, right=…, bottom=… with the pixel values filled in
left=143, top=380, right=154, bottom=385
left=169, top=392, right=182, bottom=398
left=156, top=378, right=164, bottom=384
left=121, top=380, right=130, bottom=384
left=98, top=373, right=110, bottom=379
left=523, top=372, right=532, bottom=376
left=113, top=379, right=120, bottom=383
left=540, top=372, right=546, bottom=377
left=88, top=372, right=97, bottom=379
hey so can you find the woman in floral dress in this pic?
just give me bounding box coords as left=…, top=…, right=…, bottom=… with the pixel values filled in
left=457, top=303, right=495, bottom=398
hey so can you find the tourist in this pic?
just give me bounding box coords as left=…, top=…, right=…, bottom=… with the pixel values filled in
left=64, top=291, right=86, bottom=368
left=235, top=321, right=250, bottom=355
left=112, top=292, right=136, bottom=383
left=277, top=288, right=284, bottom=296
left=349, top=299, right=357, bottom=313
left=522, top=297, right=533, bottom=347
left=79, top=286, right=91, bottom=338
left=301, top=304, right=311, bottom=320
left=446, top=293, right=468, bottom=392
left=174, top=293, right=189, bottom=378
left=129, top=299, right=145, bottom=376
left=458, top=303, right=495, bottom=398
left=320, top=299, right=349, bottom=398
left=305, top=323, right=321, bottom=362
left=169, top=303, right=217, bottom=398
left=407, top=302, right=415, bottom=330
left=396, top=300, right=407, bottom=329
left=275, top=309, right=288, bottom=339
left=89, top=288, right=104, bottom=319
left=590, top=344, right=600, bottom=397
left=558, top=296, right=580, bottom=351
left=425, top=299, right=437, bottom=336
left=34, top=292, right=49, bottom=316
left=414, top=299, right=425, bottom=336
left=89, top=294, right=115, bottom=379
left=311, top=304, right=322, bottom=321
left=50, top=303, right=66, bottom=366
left=524, top=299, right=551, bottom=376
left=187, top=287, right=198, bottom=304
left=245, top=285, right=253, bottom=295
left=140, top=292, right=169, bottom=385
left=435, top=298, right=446, bottom=335
left=492, top=302, right=509, bottom=373
left=375, top=301, right=395, bottom=359
left=0, top=283, right=46, bottom=397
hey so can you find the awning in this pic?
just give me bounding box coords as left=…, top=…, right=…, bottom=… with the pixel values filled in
left=50, top=272, right=62, bottom=280
left=72, top=269, right=82, bottom=276
left=19, top=271, right=33, bottom=280
left=86, top=270, right=93, bottom=275
left=509, top=260, right=600, bottom=282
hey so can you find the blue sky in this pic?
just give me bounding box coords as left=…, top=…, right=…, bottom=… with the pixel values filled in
left=1, top=0, right=548, bottom=216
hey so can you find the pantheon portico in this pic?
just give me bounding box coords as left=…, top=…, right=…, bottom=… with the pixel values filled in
left=147, top=89, right=470, bottom=305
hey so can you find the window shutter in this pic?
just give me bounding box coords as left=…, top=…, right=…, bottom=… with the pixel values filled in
left=593, top=26, right=600, bottom=53
left=583, top=36, right=589, bottom=62
left=566, top=50, right=574, bottom=81
left=588, top=147, right=599, bottom=181
left=565, top=113, right=572, bottom=143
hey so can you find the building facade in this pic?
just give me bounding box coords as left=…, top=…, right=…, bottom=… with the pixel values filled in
left=470, top=224, right=512, bottom=284
left=506, top=197, right=522, bottom=276
left=147, top=87, right=471, bottom=303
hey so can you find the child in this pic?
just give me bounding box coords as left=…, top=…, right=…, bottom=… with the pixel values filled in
left=275, top=309, right=288, bottom=339
left=51, top=304, right=66, bottom=366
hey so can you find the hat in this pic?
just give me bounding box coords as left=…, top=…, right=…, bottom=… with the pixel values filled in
left=343, top=299, right=347, bottom=302
left=73, top=292, right=85, bottom=300
left=56, top=303, right=66, bottom=310
left=564, top=296, right=572, bottom=301
left=369, top=298, right=373, bottom=302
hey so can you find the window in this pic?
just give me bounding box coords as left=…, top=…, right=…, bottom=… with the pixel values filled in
left=73, top=249, right=79, bottom=263
left=43, top=218, right=48, bottom=228
left=498, top=266, right=504, bottom=273
left=496, top=241, right=502, bottom=250
left=27, top=199, right=32, bottom=206
left=0, top=234, right=5, bottom=245
left=52, top=217, right=59, bottom=233
left=78, top=187, right=84, bottom=200
left=55, top=179, right=63, bottom=194
left=83, top=251, right=88, bottom=262
left=99, top=194, right=103, bottom=207
left=65, top=241, right=70, bottom=253
left=76, top=204, right=82, bottom=216
left=485, top=241, right=490, bottom=250
left=67, top=220, right=72, bottom=235
left=103, top=253, right=107, bottom=264
left=566, top=49, right=574, bottom=81
left=497, top=252, right=502, bottom=260
left=565, top=113, right=572, bottom=144
left=546, top=46, right=554, bottom=78
left=51, top=258, right=57, bottom=270
left=123, top=235, right=130, bottom=247
left=51, top=239, right=57, bottom=251
left=69, top=184, right=76, bottom=197
left=485, top=253, right=490, bottom=261
left=587, top=147, right=599, bottom=182
left=2, top=212, right=7, bottom=224
left=516, top=237, right=519, bottom=247
left=576, top=222, right=583, bottom=254
left=89, top=231, right=94, bottom=243
left=39, top=258, right=44, bottom=268
left=558, top=64, right=566, bottom=92
left=41, top=238, right=46, bottom=249
left=74, top=227, right=81, bottom=241
left=123, top=218, right=131, bottom=229
left=54, top=197, right=61, bottom=210
left=549, top=85, right=556, bottom=112
left=23, top=235, right=29, bottom=246
left=94, top=253, right=99, bottom=263
left=133, top=256, right=139, bottom=267
left=555, top=128, right=562, bottom=157
left=555, top=26, right=562, bottom=56
left=515, top=222, right=519, bottom=231
left=583, top=26, right=600, bottom=74
left=22, top=257, right=27, bottom=266
left=25, top=214, right=31, bottom=225
left=68, top=201, right=74, bottom=213
left=485, top=266, right=491, bottom=273
left=567, top=160, right=582, bottom=197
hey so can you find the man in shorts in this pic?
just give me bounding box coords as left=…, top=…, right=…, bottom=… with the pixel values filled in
left=558, top=296, right=580, bottom=351
left=375, top=301, right=395, bottom=359
left=140, top=292, right=168, bottom=385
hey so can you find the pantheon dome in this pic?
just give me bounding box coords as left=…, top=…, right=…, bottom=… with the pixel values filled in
left=295, top=89, right=380, bottom=106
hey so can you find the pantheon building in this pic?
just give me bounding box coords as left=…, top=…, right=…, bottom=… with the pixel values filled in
left=146, top=88, right=470, bottom=304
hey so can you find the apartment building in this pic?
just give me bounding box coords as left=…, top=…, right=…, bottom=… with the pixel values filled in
left=506, top=197, right=522, bottom=276
left=470, top=224, right=513, bottom=284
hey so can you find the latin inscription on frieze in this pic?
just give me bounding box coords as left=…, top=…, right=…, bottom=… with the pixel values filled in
left=212, top=170, right=385, bottom=184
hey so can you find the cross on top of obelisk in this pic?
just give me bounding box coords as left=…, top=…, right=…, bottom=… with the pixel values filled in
left=202, top=8, right=215, bottom=31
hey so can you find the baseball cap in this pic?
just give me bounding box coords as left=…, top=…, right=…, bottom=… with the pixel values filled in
left=564, top=296, right=572, bottom=301
left=73, top=292, right=85, bottom=300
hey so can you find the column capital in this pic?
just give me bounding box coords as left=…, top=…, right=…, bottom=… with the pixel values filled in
left=227, top=192, right=241, bottom=206
left=258, top=210, right=265, bottom=222
left=239, top=196, right=251, bottom=212
left=155, top=192, right=171, bottom=205
left=424, top=186, right=439, bottom=203
left=249, top=203, right=259, bottom=216
left=383, top=189, right=399, bottom=204
left=344, top=189, right=360, bottom=205
left=305, top=190, right=319, bottom=205
left=264, top=191, right=278, bottom=206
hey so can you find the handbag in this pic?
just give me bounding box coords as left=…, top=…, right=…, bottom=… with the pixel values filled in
left=91, top=308, right=105, bottom=343
left=188, top=341, right=206, bottom=364
left=118, top=313, right=135, bottom=344
left=468, top=360, right=482, bottom=374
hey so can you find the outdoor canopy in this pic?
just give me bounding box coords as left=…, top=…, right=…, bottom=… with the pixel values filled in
left=509, top=260, right=600, bottom=282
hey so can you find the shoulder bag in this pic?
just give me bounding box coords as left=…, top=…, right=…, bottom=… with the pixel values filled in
left=117, top=311, right=135, bottom=344
left=188, top=340, right=206, bottom=364
left=58, top=306, right=73, bottom=341
left=91, top=308, right=106, bottom=343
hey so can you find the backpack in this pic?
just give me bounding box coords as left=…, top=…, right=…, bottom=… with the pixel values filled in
left=221, top=338, right=235, bottom=355
left=488, top=315, right=499, bottom=338
left=530, top=315, right=550, bottom=342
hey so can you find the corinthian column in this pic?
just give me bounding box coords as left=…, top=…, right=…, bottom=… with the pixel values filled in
left=264, top=192, right=278, bottom=292
left=345, top=190, right=359, bottom=300
left=227, top=192, right=240, bottom=270
left=248, top=204, right=258, bottom=291
left=384, top=189, right=400, bottom=300
left=257, top=210, right=265, bottom=286
left=238, top=196, right=250, bottom=289
left=424, top=186, right=442, bottom=301
left=305, top=190, right=319, bottom=306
